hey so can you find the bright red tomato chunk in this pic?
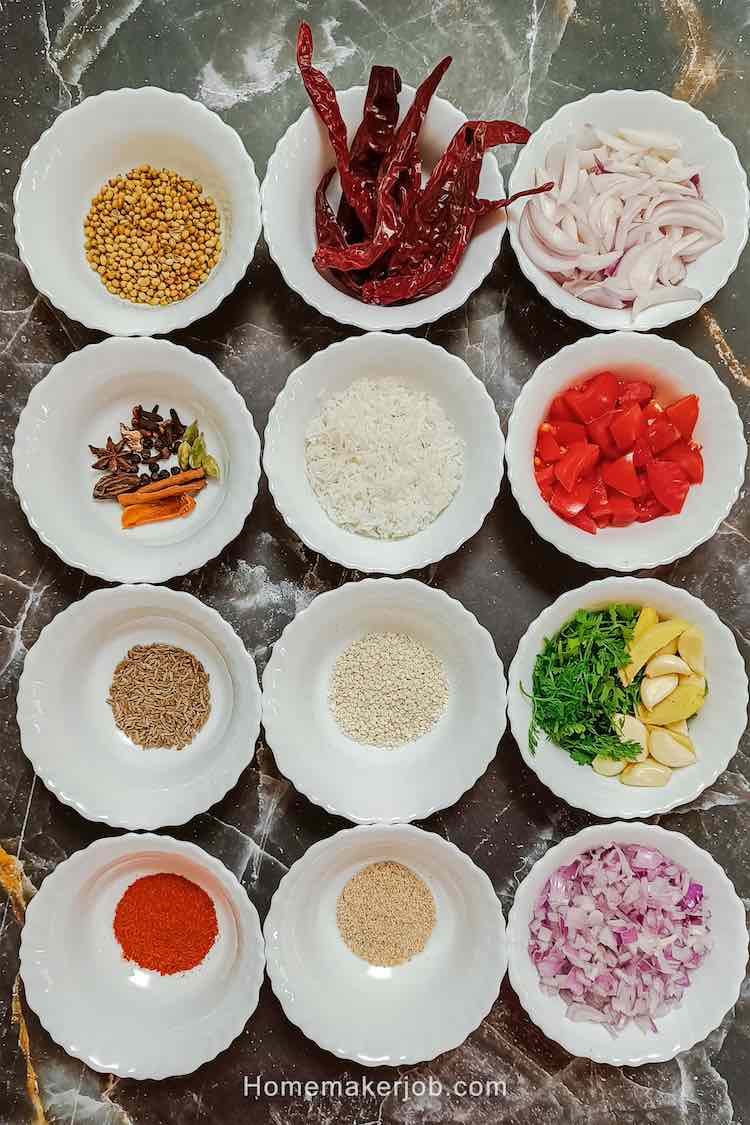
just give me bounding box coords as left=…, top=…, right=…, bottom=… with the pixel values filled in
left=533, top=372, right=702, bottom=534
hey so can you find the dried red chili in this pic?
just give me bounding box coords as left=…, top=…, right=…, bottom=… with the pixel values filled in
left=113, top=872, right=218, bottom=975
left=297, top=22, right=374, bottom=234
left=314, top=52, right=452, bottom=274
left=337, top=64, right=401, bottom=243
left=298, top=23, right=551, bottom=305
left=363, top=122, right=551, bottom=305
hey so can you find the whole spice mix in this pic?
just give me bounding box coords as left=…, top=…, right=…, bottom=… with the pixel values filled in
left=114, top=872, right=218, bottom=974
left=336, top=860, right=436, bottom=966
left=84, top=165, right=221, bottom=305
left=89, top=404, right=220, bottom=529
left=329, top=631, right=449, bottom=747
left=108, top=643, right=211, bottom=750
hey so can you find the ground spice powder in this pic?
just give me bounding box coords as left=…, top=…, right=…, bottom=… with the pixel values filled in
left=336, top=860, right=437, bottom=966
left=113, top=872, right=218, bottom=974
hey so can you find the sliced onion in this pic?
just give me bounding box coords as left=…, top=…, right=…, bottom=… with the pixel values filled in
left=528, top=125, right=723, bottom=317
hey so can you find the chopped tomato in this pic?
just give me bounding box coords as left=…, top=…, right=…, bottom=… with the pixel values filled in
left=549, top=393, right=576, bottom=421
left=635, top=496, right=669, bottom=522
left=646, top=460, right=690, bottom=514
left=631, top=436, right=653, bottom=470
left=641, top=400, right=664, bottom=425
left=534, top=462, right=555, bottom=500
left=536, top=424, right=563, bottom=463
left=586, top=476, right=611, bottom=519
left=601, top=453, right=642, bottom=499
left=550, top=479, right=593, bottom=519
left=665, top=394, right=699, bottom=440
left=553, top=420, right=587, bottom=445
left=608, top=494, right=637, bottom=527
left=564, top=370, right=619, bottom=424
left=610, top=403, right=642, bottom=453
left=617, top=379, right=654, bottom=405
left=554, top=442, right=600, bottom=493
left=663, top=440, right=704, bottom=484
left=587, top=411, right=619, bottom=459
left=570, top=511, right=597, bottom=534
left=645, top=413, right=681, bottom=454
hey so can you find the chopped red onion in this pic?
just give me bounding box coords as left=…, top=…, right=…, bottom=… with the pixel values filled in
left=528, top=844, right=711, bottom=1034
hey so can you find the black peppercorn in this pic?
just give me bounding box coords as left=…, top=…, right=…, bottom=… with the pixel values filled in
left=130, top=454, right=141, bottom=465
left=142, top=437, right=153, bottom=450
left=139, top=473, right=151, bottom=485
left=150, top=463, right=159, bottom=477
left=158, top=469, right=170, bottom=481
left=170, top=466, right=181, bottom=476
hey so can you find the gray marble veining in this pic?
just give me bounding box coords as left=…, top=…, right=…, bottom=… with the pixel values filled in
left=1, top=1, right=749, bottom=1123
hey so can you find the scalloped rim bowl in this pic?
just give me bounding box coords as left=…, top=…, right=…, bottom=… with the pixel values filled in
left=507, top=821, right=748, bottom=1065
left=20, top=834, right=266, bottom=1079
left=17, top=585, right=262, bottom=830
left=507, top=577, right=748, bottom=819
left=507, top=89, right=749, bottom=331
left=261, top=84, right=506, bottom=331
left=12, top=336, right=260, bottom=583
left=264, top=823, right=507, bottom=1065
left=14, top=86, right=261, bottom=335
left=263, top=333, right=504, bottom=573
left=262, top=578, right=506, bottom=823
left=506, top=332, right=746, bottom=570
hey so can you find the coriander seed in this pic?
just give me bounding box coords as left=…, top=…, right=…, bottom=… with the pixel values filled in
left=84, top=165, right=221, bottom=306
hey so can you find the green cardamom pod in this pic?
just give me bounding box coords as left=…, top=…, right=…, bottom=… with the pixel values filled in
left=202, top=454, right=220, bottom=480
left=183, top=419, right=199, bottom=445
left=177, top=440, right=192, bottom=471
left=189, top=433, right=207, bottom=469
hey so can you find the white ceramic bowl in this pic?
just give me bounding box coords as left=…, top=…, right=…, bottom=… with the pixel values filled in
left=262, top=578, right=506, bottom=823
left=507, top=821, right=748, bottom=1065
left=14, top=87, right=261, bottom=335
left=12, top=336, right=260, bottom=583
left=20, top=834, right=265, bottom=1079
left=264, top=333, right=504, bottom=573
left=264, top=824, right=507, bottom=1065
left=507, top=90, right=749, bottom=331
left=17, top=586, right=261, bottom=829
left=262, top=85, right=506, bottom=331
left=506, top=333, right=746, bottom=570
left=507, top=577, right=748, bottom=819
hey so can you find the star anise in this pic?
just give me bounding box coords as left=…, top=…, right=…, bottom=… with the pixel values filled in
left=89, top=436, right=133, bottom=473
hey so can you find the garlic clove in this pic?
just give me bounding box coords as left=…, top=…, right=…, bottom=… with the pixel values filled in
left=640, top=674, right=679, bottom=710
left=620, top=759, right=672, bottom=787
left=649, top=728, right=696, bottom=768
left=645, top=654, right=692, bottom=677
left=592, top=755, right=626, bottom=777
left=612, top=713, right=649, bottom=759
left=678, top=626, right=705, bottom=675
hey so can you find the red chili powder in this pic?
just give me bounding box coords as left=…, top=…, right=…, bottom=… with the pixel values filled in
left=113, top=872, right=218, bottom=975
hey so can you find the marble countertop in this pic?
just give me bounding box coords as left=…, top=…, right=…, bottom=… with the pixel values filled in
left=1, top=1, right=749, bottom=1122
